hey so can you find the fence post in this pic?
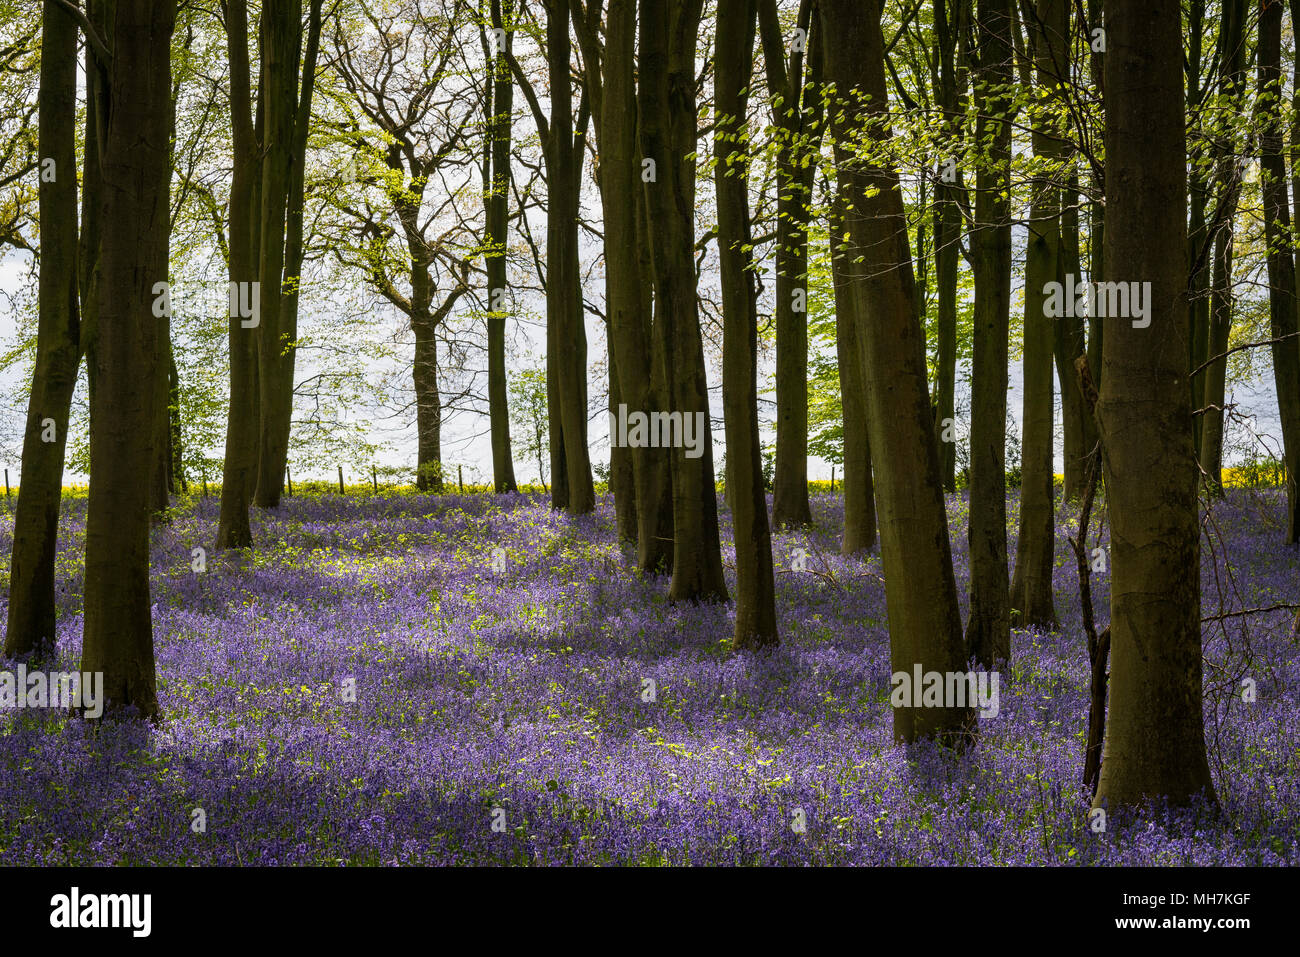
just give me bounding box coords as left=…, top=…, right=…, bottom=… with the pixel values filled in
left=830, top=465, right=835, bottom=493
left=372, top=466, right=378, bottom=493
left=338, top=465, right=345, bottom=495
left=458, top=465, right=464, bottom=493
left=4, top=468, right=9, bottom=506
left=286, top=466, right=293, bottom=497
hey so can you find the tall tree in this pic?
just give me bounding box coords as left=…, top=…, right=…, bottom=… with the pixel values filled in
left=4, top=0, right=82, bottom=659
left=964, top=0, right=1014, bottom=666
left=1257, top=0, right=1300, bottom=544
left=1092, top=0, right=1215, bottom=807
left=639, top=0, right=728, bottom=602
left=81, top=0, right=177, bottom=719
left=760, top=0, right=822, bottom=528
left=485, top=0, right=519, bottom=494
left=1196, top=0, right=1248, bottom=488
left=332, top=0, right=477, bottom=493
left=716, top=0, right=777, bottom=647
left=931, top=0, right=969, bottom=491
left=216, top=0, right=261, bottom=549
left=1009, top=0, right=1063, bottom=629
left=573, top=0, right=674, bottom=565
left=830, top=196, right=877, bottom=555
left=503, top=0, right=595, bottom=514
left=822, top=0, right=971, bottom=741
left=253, top=0, right=324, bottom=508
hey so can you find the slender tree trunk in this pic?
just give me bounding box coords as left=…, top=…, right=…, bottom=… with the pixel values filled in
left=216, top=0, right=259, bottom=549
left=933, top=0, right=969, bottom=492
left=639, top=0, right=727, bottom=602
left=830, top=200, right=876, bottom=554
left=1057, top=173, right=1096, bottom=499
left=4, top=0, right=82, bottom=660
left=150, top=80, right=179, bottom=521
left=717, top=0, right=777, bottom=647
left=823, top=0, right=972, bottom=742
left=1093, top=0, right=1215, bottom=808
left=413, top=315, right=444, bottom=493
left=760, top=0, right=820, bottom=529
left=1010, top=0, right=1063, bottom=630
left=487, top=0, right=518, bottom=493
left=252, top=0, right=298, bottom=507
left=81, top=0, right=176, bottom=720
left=1258, top=0, right=1300, bottom=543
left=965, top=0, right=1014, bottom=666
left=542, top=0, right=595, bottom=515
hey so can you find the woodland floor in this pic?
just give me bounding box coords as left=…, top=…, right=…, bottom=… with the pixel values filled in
left=0, top=486, right=1296, bottom=864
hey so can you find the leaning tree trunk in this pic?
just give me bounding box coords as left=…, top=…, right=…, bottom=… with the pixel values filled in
left=4, top=0, right=82, bottom=660
left=81, top=0, right=176, bottom=720
left=639, top=0, right=728, bottom=603
left=1010, top=0, right=1063, bottom=630
left=965, top=0, right=1014, bottom=667
left=822, top=0, right=972, bottom=742
left=216, top=0, right=260, bottom=549
left=1258, top=0, right=1300, bottom=544
left=717, top=0, right=777, bottom=648
left=1092, top=0, right=1216, bottom=808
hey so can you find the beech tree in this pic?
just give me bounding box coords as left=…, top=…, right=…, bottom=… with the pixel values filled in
left=822, top=0, right=971, bottom=742
left=1092, top=0, right=1215, bottom=807
left=760, top=0, right=822, bottom=529
left=639, top=0, right=727, bottom=602
left=1009, top=0, right=1063, bottom=630
left=964, top=0, right=1013, bottom=666
left=4, top=0, right=81, bottom=659
left=1257, top=0, right=1300, bottom=544
left=81, top=0, right=177, bottom=719
left=717, top=0, right=777, bottom=647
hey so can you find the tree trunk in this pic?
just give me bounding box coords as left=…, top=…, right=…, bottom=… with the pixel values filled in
left=543, top=0, right=595, bottom=516
left=1258, top=0, right=1300, bottom=543
left=1092, top=0, right=1215, bottom=808
left=1057, top=173, right=1096, bottom=499
left=487, top=0, right=518, bottom=493
left=639, top=0, right=728, bottom=602
left=81, top=0, right=176, bottom=720
left=717, top=0, right=777, bottom=647
left=413, top=315, right=444, bottom=492
left=1009, top=0, right=1062, bottom=630
left=965, top=0, right=1014, bottom=666
left=601, top=0, right=672, bottom=569
left=4, top=0, right=82, bottom=660
left=216, top=0, right=260, bottom=549
left=760, top=0, right=820, bottom=529
left=253, top=0, right=321, bottom=508
left=830, top=200, right=876, bottom=555
left=822, top=0, right=971, bottom=742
